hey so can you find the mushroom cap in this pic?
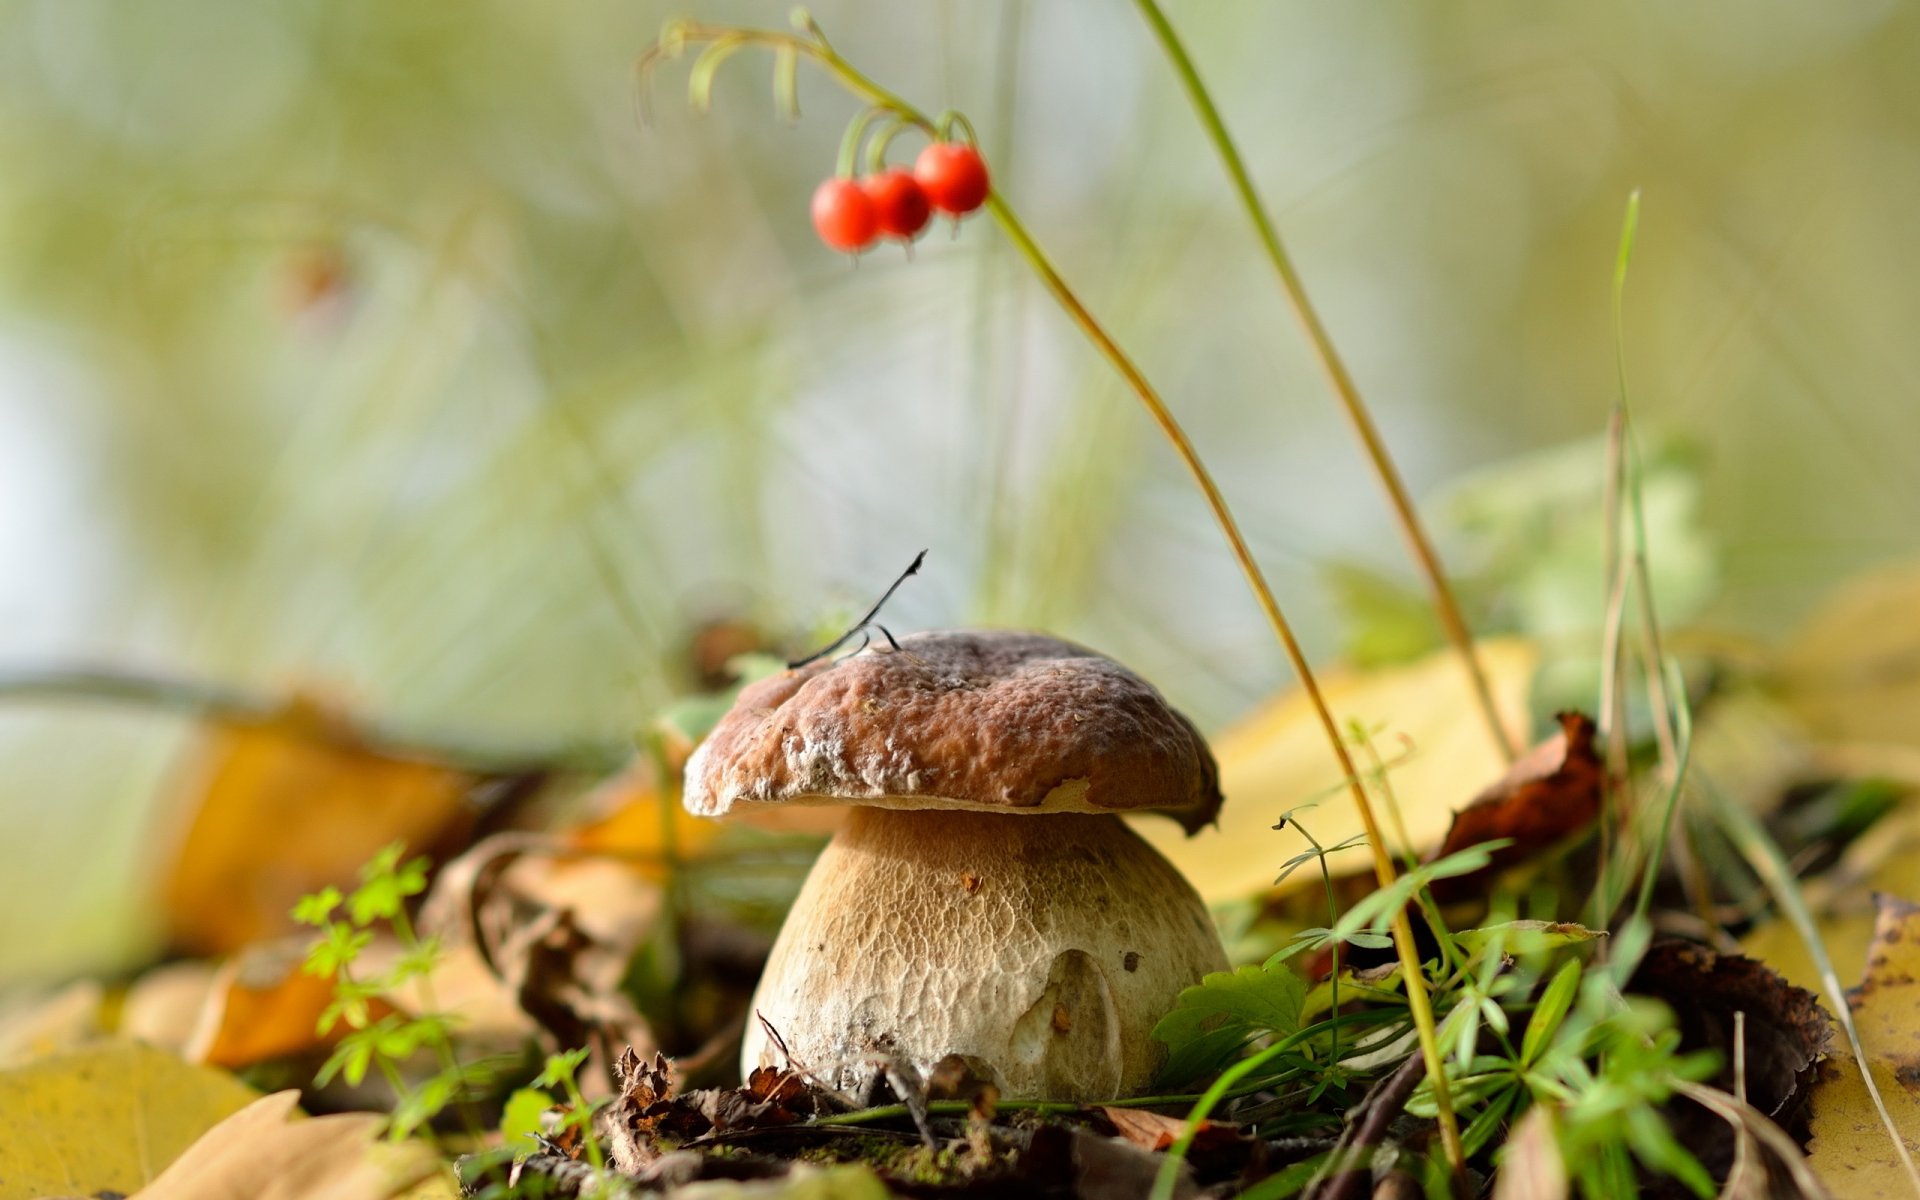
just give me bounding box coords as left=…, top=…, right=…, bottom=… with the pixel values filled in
left=683, top=629, right=1222, bottom=833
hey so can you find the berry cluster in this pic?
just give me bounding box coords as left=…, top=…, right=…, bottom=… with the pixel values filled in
left=811, top=141, right=990, bottom=254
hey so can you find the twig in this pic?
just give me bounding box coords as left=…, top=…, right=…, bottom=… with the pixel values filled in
left=1306, top=1050, right=1427, bottom=1200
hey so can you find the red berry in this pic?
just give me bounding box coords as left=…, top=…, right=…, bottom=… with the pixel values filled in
left=811, top=177, right=879, bottom=253
left=913, top=142, right=990, bottom=215
left=862, top=168, right=932, bottom=242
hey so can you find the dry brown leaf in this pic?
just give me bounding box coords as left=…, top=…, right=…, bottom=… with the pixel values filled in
left=157, top=697, right=488, bottom=956
left=1147, top=638, right=1536, bottom=904
left=120, top=961, right=221, bottom=1054
left=1806, top=894, right=1920, bottom=1198
left=132, top=1090, right=442, bottom=1200
left=1628, top=941, right=1832, bottom=1168
left=1427, top=712, right=1603, bottom=902
left=420, top=834, right=659, bottom=1092
left=1096, top=1106, right=1239, bottom=1156
left=0, top=1040, right=257, bottom=1199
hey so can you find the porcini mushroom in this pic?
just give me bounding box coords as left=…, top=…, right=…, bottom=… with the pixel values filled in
left=683, top=629, right=1229, bottom=1101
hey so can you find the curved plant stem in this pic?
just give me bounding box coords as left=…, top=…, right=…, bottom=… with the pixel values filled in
left=1131, top=0, right=1517, bottom=768
left=986, top=190, right=1465, bottom=1178
left=643, top=17, right=1466, bottom=1178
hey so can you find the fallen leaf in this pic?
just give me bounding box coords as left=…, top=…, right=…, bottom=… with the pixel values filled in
left=1427, top=712, right=1603, bottom=902
left=597, top=1046, right=826, bottom=1176
left=1628, top=941, right=1832, bottom=1150
left=156, top=697, right=498, bottom=957
left=1774, top=562, right=1920, bottom=762
left=1097, top=1106, right=1241, bottom=1157
left=565, top=758, right=722, bottom=867
left=1686, top=686, right=1822, bottom=822
left=422, top=834, right=658, bottom=1093
left=132, top=1090, right=442, bottom=1200
left=1806, top=894, right=1920, bottom=1199
left=119, top=962, right=220, bottom=1055
left=0, top=1040, right=257, bottom=1200
left=1146, top=638, right=1537, bottom=904
left=181, top=939, right=401, bottom=1069
left=1739, top=792, right=1920, bottom=1000
left=0, top=981, right=103, bottom=1067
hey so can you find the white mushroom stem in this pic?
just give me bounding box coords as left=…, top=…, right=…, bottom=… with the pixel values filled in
left=741, top=807, right=1228, bottom=1102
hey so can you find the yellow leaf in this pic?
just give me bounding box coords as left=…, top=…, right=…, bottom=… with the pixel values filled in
left=1806, top=894, right=1920, bottom=1199
left=0, top=1041, right=256, bottom=1200
left=566, top=758, right=720, bottom=867
left=1741, top=804, right=1920, bottom=997
left=132, top=1090, right=441, bottom=1200
left=158, top=698, right=483, bottom=956
left=1144, top=639, right=1536, bottom=904
left=1775, top=561, right=1920, bottom=765
left=181, top=940, right=401, bottom=1070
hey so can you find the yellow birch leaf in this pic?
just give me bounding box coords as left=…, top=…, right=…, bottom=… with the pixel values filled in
left=158, top=698, right=482, bottom=957
left=0, top=1041, right=256, bottom=1200
left=1774, top=562, right=1920, bottom=759
left=1144, top=638, right=1536, bottom=904
left=1806, top=894, right=1920, bottom=1199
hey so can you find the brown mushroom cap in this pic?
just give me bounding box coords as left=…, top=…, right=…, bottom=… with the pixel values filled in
left=683, top=629, right=1223, bottom=833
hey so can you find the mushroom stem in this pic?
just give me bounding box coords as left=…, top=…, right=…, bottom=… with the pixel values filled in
left=741, top=807, right=1228, bottom=1102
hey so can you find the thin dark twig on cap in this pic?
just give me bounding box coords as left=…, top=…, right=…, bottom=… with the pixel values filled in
left=788, top=550, right=927, bottom=668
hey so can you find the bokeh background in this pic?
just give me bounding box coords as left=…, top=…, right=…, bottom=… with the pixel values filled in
left=2, top=0, right=1916, bottom=980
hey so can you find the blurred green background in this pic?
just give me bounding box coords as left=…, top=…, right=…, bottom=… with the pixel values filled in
left=1, top=0, right=1915, bottom=979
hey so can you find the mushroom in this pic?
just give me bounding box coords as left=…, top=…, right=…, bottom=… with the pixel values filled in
left=683, top=629, right=1229, bottom=1101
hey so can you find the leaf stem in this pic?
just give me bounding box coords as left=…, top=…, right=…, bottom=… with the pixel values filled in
left=1131, top=0, right=1517, bottom=771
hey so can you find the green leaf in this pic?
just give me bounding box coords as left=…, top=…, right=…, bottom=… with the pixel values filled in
left=291, top=886, right=342, bottom=927
left=303, top=923, right=371, bottom=978
left=1461, top=1089, right=1518, bottom=1158
left=1151, top=963, right=1307, bottom=1087
left=534, top=1047, right=591, bottom=1091
left=387, top=936, right=444, bottom=987
left=1522, top=958, right=1583, bottom=1068
left=1332, top=841, right=1508, bottom=940
left=348, top=846, right=430, bottom=926
left=1453, top=920, right=1604, bottom=963
left=500, top=1087, right=551, bottom=1152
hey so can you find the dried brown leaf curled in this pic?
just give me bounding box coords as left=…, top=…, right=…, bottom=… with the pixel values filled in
left=1428, top=712, right=1604, bottom=903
